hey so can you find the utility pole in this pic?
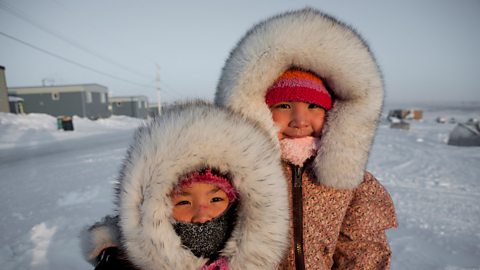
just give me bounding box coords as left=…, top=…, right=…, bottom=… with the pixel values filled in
left=155, top=64, right=162, bottom=116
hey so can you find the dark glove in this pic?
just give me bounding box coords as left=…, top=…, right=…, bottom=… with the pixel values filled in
left=94, top=247, right=138, bottom=270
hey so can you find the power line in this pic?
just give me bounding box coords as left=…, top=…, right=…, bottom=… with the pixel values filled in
left=0, top=31, right=155, bottom=89
left=161, top=80, right=187, bottom=100
left=0, top=1, right=152, bottom=80
left=0, top=1, right=184, bottom=101
left=127, top=78, right=179, bottom=100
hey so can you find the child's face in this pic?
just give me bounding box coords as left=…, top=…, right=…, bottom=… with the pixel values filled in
left=171, top=183, right=229, bottom=223
left=270, top=102, right=326, bottom=140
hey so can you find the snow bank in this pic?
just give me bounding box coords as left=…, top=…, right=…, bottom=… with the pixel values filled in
left=0, top=112, right=144, bottom=149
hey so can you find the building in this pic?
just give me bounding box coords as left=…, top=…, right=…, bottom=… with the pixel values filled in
left=147, top=103, right=160, bottom=118
left=110, top=95, right=149, bottom=119
left=8, top=84, right=110, bottom=119
left=0, top=66, right=10, bottom=113
left=8, top=96, right=24, bottom=114
left=147, top=102, right=169, bottom=118
left=390, top=121, right=410, bottom=130
left=388, top=109, right=423, bottom=121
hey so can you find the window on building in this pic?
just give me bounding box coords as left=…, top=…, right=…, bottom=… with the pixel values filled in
left=85, top=92, right=92, bottom=103
left=100, top=93, right=106, bottom=103
left=138, top=101, right=142, bottom=109
left=51, top=92, right=60, bottom=101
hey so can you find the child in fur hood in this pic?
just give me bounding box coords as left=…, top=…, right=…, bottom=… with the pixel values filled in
left=214, top=8, right=398, bottom=270
left=80, top=101, right=290, bottom=270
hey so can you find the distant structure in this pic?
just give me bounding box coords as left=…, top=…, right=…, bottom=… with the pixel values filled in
left=8, top=84, right=110, bottom=119
left=436, top=116, right=456, bottom=124
left=0, top=66, right=10, bottom=113
left=389, top=119, right=410, bottom=130
left=147, top=102, right=168, bottom=118
left=147, top=103, right=159, bottom=118
left=110, top=95, right=149, bottom=119
left=448, top=120, right=480, bottom=147
left=436, top=116, right=448, bottom=124
left=8, top=96, right=24, bottom=114
left=388, top=109, right=423, bottom=120
left=387, top=108, right=422, bottom=131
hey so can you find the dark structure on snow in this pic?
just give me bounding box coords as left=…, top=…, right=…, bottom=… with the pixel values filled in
left=0, top=66, right=10, bottom=113
left=388, top=109, right=423, bottom=120
left=448, top=121, right=480, bottom=147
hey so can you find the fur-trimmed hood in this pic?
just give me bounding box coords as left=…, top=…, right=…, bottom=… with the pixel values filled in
left=215, top=8, right=384, bottom=189
left=110, top=101, right=288, bottom=270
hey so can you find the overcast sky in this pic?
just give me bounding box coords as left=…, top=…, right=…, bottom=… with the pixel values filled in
left=1, top=0, right=479, bottom=106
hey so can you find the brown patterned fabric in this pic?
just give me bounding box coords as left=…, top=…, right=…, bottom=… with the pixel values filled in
left=278, top=163, right=397, bottom=270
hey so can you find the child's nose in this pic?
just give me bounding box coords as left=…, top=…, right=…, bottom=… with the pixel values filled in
left=290, top=108, right=308, bottom=128
left=191, top=204, right=212, bottom=223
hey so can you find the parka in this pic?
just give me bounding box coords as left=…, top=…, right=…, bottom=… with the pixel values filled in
left=80, top=101, right=290, bottom=270
left=214, top=8, right=398, bottom=269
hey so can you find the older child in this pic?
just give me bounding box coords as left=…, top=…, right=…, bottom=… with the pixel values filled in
left=215, top=8, right=398, bottom=269
left=81, top=101, right=290, bottom=270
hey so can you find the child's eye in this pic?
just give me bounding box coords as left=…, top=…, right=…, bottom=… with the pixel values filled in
left=211, top=197, right=225, bottom=203
left=273, top=103, right=291, bottom=109
left=175, top=200, right=191, bottom=206
left=308, top=103, right=323, bottom=109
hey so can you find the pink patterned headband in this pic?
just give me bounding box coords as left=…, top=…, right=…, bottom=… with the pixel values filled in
left=173, top=169, right=238, bottom=202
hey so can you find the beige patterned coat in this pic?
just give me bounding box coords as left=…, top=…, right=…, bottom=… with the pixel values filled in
left=215, top=8, right=399, bottom=269
left=279, top=165, right=397, bottom=269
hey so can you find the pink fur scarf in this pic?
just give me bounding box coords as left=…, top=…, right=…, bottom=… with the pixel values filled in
left=202, top=256, right=229, bottom=270
left=279, top=136, right=321, bottom=167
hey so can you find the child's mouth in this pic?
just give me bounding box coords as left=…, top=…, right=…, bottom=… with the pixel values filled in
left=284, top=130, right=313, bottom=139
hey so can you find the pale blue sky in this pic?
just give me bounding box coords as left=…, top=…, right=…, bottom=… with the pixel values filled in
left=1, top=0, right=479, bottom=105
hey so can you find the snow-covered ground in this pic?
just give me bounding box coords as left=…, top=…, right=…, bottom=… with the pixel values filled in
left=0, top=104, right=479, bottom=270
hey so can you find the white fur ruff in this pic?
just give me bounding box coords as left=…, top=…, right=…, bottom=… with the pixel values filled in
left=80, top=215, right=121, bottom=264
left=215, top=8, right=384, bottom=189
left=116, top=101, right=289, bottom=270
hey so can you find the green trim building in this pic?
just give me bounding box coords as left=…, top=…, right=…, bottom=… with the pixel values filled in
left=110, top=95, right=148, bottom=119
left=8, top=84, right=111, bottom=119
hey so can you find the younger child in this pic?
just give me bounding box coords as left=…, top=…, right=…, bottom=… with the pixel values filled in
left=94, top=169, right=238, bottom=270
left=215, top=8, right=398, bottom=269
left=81, top=101, right=290, bottom=270
left=170, top=168, right=239, bottom=267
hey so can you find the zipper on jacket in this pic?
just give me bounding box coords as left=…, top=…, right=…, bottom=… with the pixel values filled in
left=291, top=164, right=305, bottom=270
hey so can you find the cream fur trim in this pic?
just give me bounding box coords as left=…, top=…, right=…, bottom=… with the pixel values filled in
left=79, top=215, right=121, bottom=265
left=215, top=8, right=384, bottom=189
left=117, top=101, right=289, bottom=270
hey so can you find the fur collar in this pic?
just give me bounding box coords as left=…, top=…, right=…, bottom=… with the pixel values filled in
left=215, top=8, right=384, bottom=189
left=116, top=101, right=289, bottom=270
